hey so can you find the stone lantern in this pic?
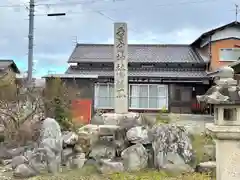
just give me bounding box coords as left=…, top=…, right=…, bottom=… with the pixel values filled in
left=197, top=66, right=240, bottom=180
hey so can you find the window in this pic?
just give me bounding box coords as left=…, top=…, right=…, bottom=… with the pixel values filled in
left=223, top=108, right=236, bottom=121
left=95, top=83, right=168, bottom=109
left=220, top=48, right=240, bottom=61
left=94, top=83, right=114, bottom=109
left=129, top=84, right=168, bottom=109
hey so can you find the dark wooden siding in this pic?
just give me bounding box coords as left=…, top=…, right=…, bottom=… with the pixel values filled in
left=169, top=84, right=209, bottom=114
left=45, top=77, right=210, bottom=115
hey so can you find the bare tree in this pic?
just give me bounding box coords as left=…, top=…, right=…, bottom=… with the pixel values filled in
left=0, top=77, right=79, bottom=145
left=0, top=85, right=44, bottom=145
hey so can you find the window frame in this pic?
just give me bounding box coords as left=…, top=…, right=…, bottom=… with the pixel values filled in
left=95, top=83, right=168, bottom=110
left=94, top=83, right=114, bottom=109
left=129, top=84, right=168, bottom=110
left=219, top=48, right=240, bottom=62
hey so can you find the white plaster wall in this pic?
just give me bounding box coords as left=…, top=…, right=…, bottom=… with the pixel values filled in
left=201, top=27, right=240, bottom=47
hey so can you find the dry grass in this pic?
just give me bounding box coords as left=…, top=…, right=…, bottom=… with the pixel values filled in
left=25, top=166, right=213, bottom=180
left=190, top=133, right=215, bottom=167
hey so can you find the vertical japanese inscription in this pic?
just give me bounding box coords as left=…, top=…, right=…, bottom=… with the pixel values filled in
left=114, top=23, right=128, bottom=113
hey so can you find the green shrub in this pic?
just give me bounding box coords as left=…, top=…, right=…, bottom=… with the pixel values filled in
left=156, top=106, right=170, bottom=124
left=43, top=77, right=78, bottom=131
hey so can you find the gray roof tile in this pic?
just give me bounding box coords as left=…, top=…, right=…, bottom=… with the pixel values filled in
left=0, top=60, right=20, bottom=73
left=68, top=44, right=204, bottom=63
left=0, top=61, right=13, bottom=69
left=66, top=67, right=208, bottom=78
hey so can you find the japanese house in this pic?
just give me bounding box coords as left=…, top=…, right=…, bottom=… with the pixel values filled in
left=0, top=59, right=20, bottom=86
left=44, top=21, right=240, bottom=114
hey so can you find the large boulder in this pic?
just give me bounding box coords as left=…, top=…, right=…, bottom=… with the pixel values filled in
left=76, top=124, right=121, bottom=155
left=0, top=146, right=26, bottom=160
left=162, top=152, right=194, bottom=174
left=121, top=144, right=148, bottom=171
left=13, top=164, right=37, bottom=178
left=98, top=159, right=124, bottom=174
left=62, top=131, right=79, bottom=147
left=149, top=124, right=194, bottom=169
left=35, top=117, right=63, bottom=174
left=89, top=143, right=116, bottom=160
left=126, top=126, right=151, bottom=144
left=72, top=153, right=86, bottom=169
left=62, top=148, right=74, bottom=165
left=11, top=155, right=28, bottom=169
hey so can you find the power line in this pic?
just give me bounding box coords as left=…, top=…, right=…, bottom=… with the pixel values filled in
left=0, top=0, right=106, bottom=8
left=35, top=0, right=220, bottom=7
left=0, top=0, right=223, bottom=9
left=88, top=10, right=158, bottom=41
left=35, top=0, right=108, bottom=6
left=34, top=7, right=237, bottom=18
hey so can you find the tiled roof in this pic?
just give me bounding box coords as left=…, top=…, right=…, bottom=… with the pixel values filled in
left=0, top=60, right=12, bottom=69
left=68, top=44, right=204, bottom=64
left=192, top=21, right=240, bottom=46
left=0, top=60, right=20, bottom=73
left=66, top=67, right=208, bottom=78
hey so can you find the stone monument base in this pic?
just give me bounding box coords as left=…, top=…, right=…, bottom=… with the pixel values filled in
left=101, top=112, right=142, bottom=127
left=206, top=123, right=240, bottom=180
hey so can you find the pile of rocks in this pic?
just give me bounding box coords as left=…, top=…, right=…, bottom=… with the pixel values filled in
left=0, top=112, right=215, bottom=178
left=0, top=117, right=64, bottom=178
left=62, top=112, right=195, bottom=174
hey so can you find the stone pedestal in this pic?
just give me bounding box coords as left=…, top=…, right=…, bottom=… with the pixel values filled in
left=206, top=123, right=240, bottom=180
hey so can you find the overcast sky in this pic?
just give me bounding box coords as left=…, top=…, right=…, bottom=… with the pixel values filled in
left=0, top=0, right=238, bottom=77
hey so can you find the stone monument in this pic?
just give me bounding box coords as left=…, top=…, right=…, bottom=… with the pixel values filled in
left=197, top=66, right=240, bottom=180
left=114, top=22, right=128, bottom=113
left=97, top=22, right=141, bottom=127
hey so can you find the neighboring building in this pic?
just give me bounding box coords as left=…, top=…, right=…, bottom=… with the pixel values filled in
left=192, top=21, right=240, bottom=72
left=45, top=44, right=211, bottom=114
left=44, top=21, right=240, bottom=114
left=0, top=60, right=20, bottom=100
left=0, top=60, right=20, bottom=86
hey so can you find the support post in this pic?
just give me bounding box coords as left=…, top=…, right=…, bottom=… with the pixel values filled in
left=27, top=0, right=35, bottom=85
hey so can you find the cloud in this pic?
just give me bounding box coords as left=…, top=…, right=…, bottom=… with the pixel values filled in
left=0, top=0, right=236, bottom=76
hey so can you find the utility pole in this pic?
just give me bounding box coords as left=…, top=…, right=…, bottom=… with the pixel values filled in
left=26, top=0, right=65, bottom=86
left=27, top=0, right=35, bottom=86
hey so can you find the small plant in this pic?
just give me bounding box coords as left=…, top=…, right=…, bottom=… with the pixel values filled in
left=190, top=133, right=215, bottom=168
left=156, top=106, right=170, bottom=124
